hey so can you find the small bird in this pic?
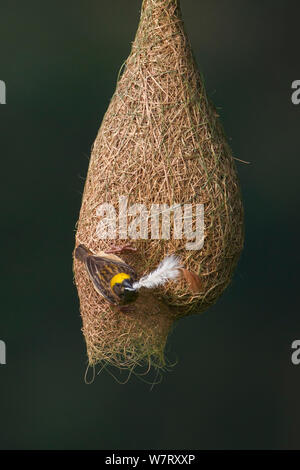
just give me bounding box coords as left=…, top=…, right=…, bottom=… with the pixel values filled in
left=75, top=244, right=184, bottom=308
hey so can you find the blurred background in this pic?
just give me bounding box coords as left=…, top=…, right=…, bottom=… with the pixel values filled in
left=0, top=0, right=299, bottom=449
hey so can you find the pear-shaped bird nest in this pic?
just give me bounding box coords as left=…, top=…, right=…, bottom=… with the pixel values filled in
left=73, top=0, right=244, bottom=378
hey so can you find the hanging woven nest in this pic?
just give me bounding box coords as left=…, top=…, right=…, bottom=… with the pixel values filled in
left=73, top=0, right=244, bottom=378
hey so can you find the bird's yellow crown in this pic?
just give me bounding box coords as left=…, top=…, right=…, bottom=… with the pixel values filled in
left=110, top=272, right=131, bottom=289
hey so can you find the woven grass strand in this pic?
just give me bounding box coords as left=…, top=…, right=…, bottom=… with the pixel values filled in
left=73, top=0, right=244, bottom=375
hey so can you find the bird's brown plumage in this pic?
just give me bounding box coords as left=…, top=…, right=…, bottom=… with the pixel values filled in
left=75, top=244, right=137, bottom=305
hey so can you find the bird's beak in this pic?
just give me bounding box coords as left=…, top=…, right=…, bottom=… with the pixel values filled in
left=123, top=279, right=136, bottom=292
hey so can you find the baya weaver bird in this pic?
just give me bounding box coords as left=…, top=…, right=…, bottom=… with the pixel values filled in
left=75, top=244, right=201, bottom=309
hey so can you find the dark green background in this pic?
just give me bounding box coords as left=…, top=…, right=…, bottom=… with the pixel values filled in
left=0, top=0, right=299, bottom=449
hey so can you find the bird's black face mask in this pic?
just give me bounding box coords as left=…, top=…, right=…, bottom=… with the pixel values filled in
left=113, top=278, right=138, bottom=305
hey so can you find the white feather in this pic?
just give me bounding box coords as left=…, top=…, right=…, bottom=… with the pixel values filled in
left=133, top=255, right=182, bottom=290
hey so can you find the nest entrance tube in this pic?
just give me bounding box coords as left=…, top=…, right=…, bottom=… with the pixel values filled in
left=73, top=0, right=244, bottom=378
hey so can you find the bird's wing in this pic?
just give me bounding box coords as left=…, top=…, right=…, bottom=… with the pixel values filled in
left=92, top=256, right=137, bottom=280
left=85, top=256, right=137, bottom=304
